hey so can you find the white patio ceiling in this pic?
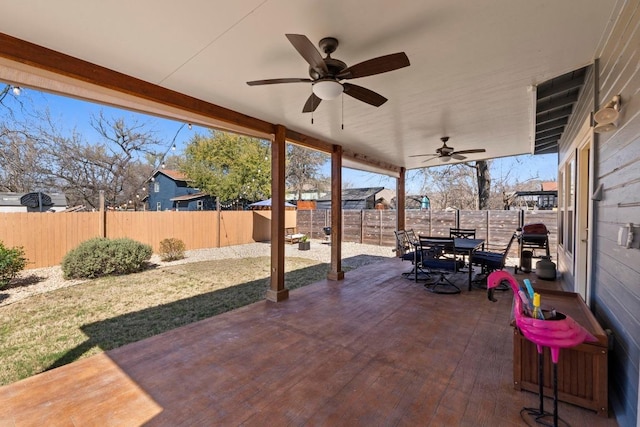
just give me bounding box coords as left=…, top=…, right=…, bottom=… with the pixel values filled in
left=0, top=0, right=622, bottom=174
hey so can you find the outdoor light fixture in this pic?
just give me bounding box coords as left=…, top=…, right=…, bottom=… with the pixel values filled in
left=312, top=79, right=343, bottom=100
left=593, top=95, right=621, bottom=133
left=12, top=86, right=21, bottom=96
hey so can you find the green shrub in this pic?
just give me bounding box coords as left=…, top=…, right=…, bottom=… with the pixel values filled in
left=159, top=238, right=186, bottom=262
left=0, top=242, right=27, bottom=288
left=61, top=238, right=152, bottom=279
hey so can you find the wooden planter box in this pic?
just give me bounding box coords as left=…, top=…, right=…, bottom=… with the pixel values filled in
left=512, top=289, right=609, bottom=417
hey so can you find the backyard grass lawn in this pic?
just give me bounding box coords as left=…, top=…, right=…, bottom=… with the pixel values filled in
left=0, top=256, right=342, bottom=386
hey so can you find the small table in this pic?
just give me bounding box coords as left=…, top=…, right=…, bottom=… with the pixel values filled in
left=453, top=238, right=485, bottom=291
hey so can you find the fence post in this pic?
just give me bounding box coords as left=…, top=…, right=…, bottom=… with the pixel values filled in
left=99, top=190, right=106, bottom=238
left=216, top=198, right=221, bottom=248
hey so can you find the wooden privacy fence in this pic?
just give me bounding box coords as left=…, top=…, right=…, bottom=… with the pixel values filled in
left=297, top=209, right=558, bottom=259
left=0, top=210, right=296, bottom=269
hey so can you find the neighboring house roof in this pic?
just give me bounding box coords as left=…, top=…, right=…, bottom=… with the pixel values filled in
left=541, top=181, right=558, bottom=191
left=248, top=199, right=296, bottom=210
left=151, top=169, right=190, bottom=182
left=317, top=187, right=385, bottom=201
left=170, top=192, right=210, bottom=202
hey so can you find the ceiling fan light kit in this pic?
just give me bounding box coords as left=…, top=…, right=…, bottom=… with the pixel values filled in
left=312, top=79, right=343, bottom=100
left=593, top=94, right=621, bottom=133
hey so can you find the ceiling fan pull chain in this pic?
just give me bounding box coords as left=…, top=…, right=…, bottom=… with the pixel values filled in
left=341, top=94, right=344, bottom=129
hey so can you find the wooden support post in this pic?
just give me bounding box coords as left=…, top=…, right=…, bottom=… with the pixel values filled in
left=267, top=125, right=289, bottom=302
left=328, top=145, right=344, bottom=281
left=396, top=168, right=406, bottom=232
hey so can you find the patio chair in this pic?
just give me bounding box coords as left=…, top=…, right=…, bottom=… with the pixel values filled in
left=449, top=227, right=479, bottom=267
left=394, top=230, right=420, bottom=278
left=449, top=227, right=476, bottom=239
left=418, top=236, right=463, bottom=294
left=470, top=231, right=518, bottom=287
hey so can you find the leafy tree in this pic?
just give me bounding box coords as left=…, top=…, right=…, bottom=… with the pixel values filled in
left=180, top=130, right=271, bottom=203
left=286, top=144, right=327, bottom=200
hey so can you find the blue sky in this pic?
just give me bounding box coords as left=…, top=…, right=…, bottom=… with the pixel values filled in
left=10, top=86, right=557, bottom=193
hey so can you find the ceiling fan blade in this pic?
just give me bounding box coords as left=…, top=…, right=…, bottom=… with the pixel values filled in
left=420, top=155, right=438, bottom=162
left=451, top=153, right=467, bottom=161
left=343, top=83, right=387, bottom=107
left=285, top=34, right=328, bottom=76
left=302, top=93, right=322, bottom=113
left=336, top=52, right=410, bottom=79
left=247, top=78, right=312, bottom=86
left=409, top=153, right=437, bottom=158
left=451, top=148, right=486, bottom=155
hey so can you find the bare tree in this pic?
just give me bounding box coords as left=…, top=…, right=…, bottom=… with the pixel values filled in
left=34, top=111, right=159, bottom=208
left=0, top=131, right=52, bottom=192
left=286, top=144, right=328, bottom=200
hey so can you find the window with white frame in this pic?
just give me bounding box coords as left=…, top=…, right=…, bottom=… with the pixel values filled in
left=154, top=182, right=160, bottom=193
left=196, top=200, right=203, bottom=210
left=156, top=201, right=161, bottom=211
left=558, top=157, right=575, bottom=255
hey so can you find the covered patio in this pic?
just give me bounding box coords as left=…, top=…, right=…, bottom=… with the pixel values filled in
left=1, top=1, right=639, bottom=425
left=0, top=260, right=615, bottom=426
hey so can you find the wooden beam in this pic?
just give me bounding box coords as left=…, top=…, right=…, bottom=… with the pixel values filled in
left=342, top=149, right=402, bottom=176
left=327, top=145, right=344, bottom=281
left=0, top=32, right=275, bottom=137
left=284, top=128, right=334, bottom=153
left=267, top=125, right=289, bottom=302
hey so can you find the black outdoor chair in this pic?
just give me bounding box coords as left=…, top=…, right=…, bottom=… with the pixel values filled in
left=418, top=236, right=463, bottom=294
left=394, top=230, right=422, bottom=278
left=449, top=228, right=476, bottom=239
left=449, top=227, right=479, bottom=267
left=470, top=231, right=518, bottom=288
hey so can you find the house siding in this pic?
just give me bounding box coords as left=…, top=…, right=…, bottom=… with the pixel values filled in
left=558, top=3, right=640, bottom=426
left=146, top=173, right=208, bottom=211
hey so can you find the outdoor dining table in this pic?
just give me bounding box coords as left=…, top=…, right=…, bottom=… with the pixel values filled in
left=412, top=237, right=485, bottom=290
left=453, top=238, right=485, bottom=291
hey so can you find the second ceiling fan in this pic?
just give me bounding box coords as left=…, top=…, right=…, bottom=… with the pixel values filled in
left=410, top=137, right=486, bottom=162
left=247, top=34, right=410, bottom=113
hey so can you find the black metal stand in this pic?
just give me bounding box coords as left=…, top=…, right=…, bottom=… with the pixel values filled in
left=521, top=350, right=553, bottom=424
left=519, top=350, right=569, bottom=427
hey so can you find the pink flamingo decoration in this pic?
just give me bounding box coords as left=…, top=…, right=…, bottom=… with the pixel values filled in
left=487, top=270, right=597, bottom=427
